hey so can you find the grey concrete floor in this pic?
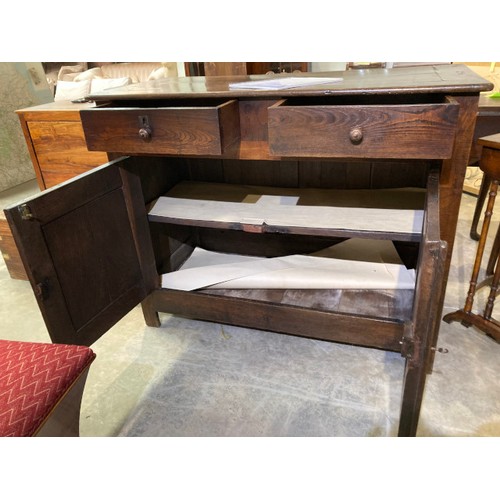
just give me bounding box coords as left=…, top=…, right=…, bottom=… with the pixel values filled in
left=1, top=179, right=499, bottom=437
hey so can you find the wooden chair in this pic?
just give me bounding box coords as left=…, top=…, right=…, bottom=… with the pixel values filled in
left=444, top=133, right=500, bottom=341
left=0, top=339, right=95, bottom=437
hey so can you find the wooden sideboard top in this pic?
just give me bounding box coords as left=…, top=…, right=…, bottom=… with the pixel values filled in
left=88, top=65, right=492, bottom=102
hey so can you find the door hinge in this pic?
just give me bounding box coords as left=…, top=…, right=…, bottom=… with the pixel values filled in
left=18, top=203, right=34, bottom=221
left=400, top=336, right=449, bottom=360
left=34, top=279, right=49, bottom=301
left=400, top=336, right=416, bottom=360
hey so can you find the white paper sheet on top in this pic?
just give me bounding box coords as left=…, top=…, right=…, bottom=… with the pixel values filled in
left=228, top=77, right=343, bottom=90
left=161, top=246, right=416, bottom=291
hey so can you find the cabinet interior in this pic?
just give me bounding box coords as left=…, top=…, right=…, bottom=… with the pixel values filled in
left=123, top=155, right=435, bottom=329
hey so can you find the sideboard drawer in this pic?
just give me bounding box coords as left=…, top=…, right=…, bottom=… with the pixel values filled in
left=81, top=99, right=240, bottom=156
left=268, top=96, right=460, bottom=159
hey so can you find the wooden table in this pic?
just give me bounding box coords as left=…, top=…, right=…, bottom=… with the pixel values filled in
left=5, top=64, right=492, bottom=436
left=467, top=95, right=500, bottom=239
left=444, top=133, right=500, bottom=341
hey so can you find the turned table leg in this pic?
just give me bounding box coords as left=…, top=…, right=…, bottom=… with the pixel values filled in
left=443, top=134, right=500, bottom=341
left=470, top=173, right=491, bottom=241
left=464, top=180, right=498, bottom=316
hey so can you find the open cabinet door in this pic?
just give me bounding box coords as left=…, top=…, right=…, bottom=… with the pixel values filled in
left=398, top=169, right=447, bottom=436
left=4, top=157, right=158, bottom=346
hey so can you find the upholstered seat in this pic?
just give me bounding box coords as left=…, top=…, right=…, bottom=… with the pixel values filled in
left=0, top=339, right=95, bottom=437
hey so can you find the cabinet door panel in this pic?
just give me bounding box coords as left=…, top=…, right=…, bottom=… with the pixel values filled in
left=4, top=158, right=156, bottom=346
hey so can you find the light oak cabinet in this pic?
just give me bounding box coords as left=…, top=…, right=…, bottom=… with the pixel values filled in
left=16, top=101, right=109, bottom=190
left=0, top=102, right=109, bottom=279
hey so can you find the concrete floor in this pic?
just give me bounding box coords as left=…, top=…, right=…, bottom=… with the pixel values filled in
left=1, top=179, right=499, bottom=437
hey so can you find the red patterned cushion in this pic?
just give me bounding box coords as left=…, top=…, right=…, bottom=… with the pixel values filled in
left=0, top=340, right=95, bottom=437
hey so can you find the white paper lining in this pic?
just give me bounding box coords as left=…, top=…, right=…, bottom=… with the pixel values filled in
left=149, top=196, right=424, bottom=235
left=161, top=240, right=416, bottom=291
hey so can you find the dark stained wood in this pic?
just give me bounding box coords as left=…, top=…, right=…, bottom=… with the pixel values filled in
left=200, top=288, right=414, bottom=323
left=478, top=132, right=500, bottom=152
left=4, top=158, right=156, bottom=346
left=148, top=288, right=407, bottom=351
left=81, top=100, right=240, bottom=156
left=194, top=228, right=347, bottom=259
left=399, top=169, right=447, bottom=435
left=222, top=158, right=298, bottom=187
left=438, top=94, right=481, bottom=294
left=268, top=97, right=460, bottom=159
left=7, top=65, right=493, bottom=436
left=202, top=63, right=308, bottom=77
left=245, top=62, right=308, bottom=74
left=399, top=240, right=447, bottom=436
left=468, top=96, right=500, bottom=165
left=469, top=103, right=500, bottom=239
left=443, top=137, right=500, bottom=343
left=238, top=99, right=277, bottom=142
left=87, top=64, right=491, bottom=101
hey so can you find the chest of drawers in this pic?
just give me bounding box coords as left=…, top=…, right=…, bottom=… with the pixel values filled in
left=5, top=65, right=492, bottom=436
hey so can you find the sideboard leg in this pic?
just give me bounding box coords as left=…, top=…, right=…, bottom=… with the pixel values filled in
left=398, top=358, right=428, bottom=436
left=141, top=296, right=161, bottom=327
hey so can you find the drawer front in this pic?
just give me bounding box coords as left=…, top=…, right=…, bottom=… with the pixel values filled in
left=81, top=100, right=240, bottom=156
left=268, top=98, right=460, bottom=159
left=28, top=121, right=108, bottom=188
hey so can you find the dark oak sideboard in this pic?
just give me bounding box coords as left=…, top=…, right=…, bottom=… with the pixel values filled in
left=5, top=65, right=492, bottom=436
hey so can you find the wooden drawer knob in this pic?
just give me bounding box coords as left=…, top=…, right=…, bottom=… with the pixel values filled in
left=349, top=127, right=363, bottom=144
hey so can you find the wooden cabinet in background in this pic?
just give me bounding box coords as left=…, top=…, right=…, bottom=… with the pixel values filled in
left=2, top=101, right=109, bottom=280
left=16, top=101, right=109, bottom=190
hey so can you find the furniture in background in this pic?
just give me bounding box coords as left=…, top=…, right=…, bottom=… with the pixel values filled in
left=1, top=102, right=109, bottom=280
left=5, top=65, right=492, bottom=436
left=16, top=101, right=110, bottom=190
left=0, top=339, right=95, bottom=437
left=467, top=96, right=500, bottom=239
left=43, top=62, right=178, bottom=101
left=186, top=62, right=308, bottom=76
left=444, top=133, right=500, bottom=342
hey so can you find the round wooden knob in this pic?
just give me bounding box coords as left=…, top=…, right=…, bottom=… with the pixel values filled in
left=138, top=127, right=152, bottom=141
left=349, top=127, right=363, bottom=144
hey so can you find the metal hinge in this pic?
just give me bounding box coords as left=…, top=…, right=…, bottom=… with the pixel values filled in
left=400, top=336, right=416, bottom=360
left=18, top=203, right=34, bottom=221
left=34, top=279, right=49, bottom=301
left=400, top=336, right=449, bottom=360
